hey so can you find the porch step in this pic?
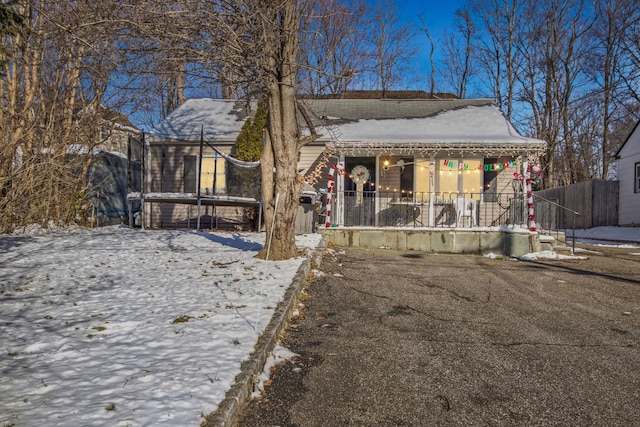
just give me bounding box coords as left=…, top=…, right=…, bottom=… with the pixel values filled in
left=539, top=235, right=555, bottom=251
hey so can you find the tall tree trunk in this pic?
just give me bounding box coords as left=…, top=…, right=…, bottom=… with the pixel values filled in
left=258, top=0, right=302, bottom=261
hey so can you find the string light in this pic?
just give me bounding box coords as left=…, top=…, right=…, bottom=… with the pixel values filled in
left=329, top=141, right=545, bottom=157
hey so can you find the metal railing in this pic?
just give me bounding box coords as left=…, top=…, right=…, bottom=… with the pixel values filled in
left=324, top=190, right=530, bottom=229
left=533, top=193, right=582, bottom=254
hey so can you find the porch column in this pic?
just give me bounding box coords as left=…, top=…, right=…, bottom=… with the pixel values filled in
left=522, top=156, right=537, bottom=232
left=521, top=157, right=529, bottom=229
left=428, top=155, right=435, bottom=227
left=375, top=156, right=380, bottom=227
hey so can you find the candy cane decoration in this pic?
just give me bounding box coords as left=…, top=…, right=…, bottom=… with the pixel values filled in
left=325, top=162, right=344, bottom=228
left=525, top=164, right=537, bottom=232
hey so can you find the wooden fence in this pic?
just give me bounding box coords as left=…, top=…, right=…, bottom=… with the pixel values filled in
left=534, top=180, right=619, bottom=230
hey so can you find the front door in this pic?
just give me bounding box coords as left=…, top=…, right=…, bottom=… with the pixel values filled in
left=343, top=157, right=376, bottom=226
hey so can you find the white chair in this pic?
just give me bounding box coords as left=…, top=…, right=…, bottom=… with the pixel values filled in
left=454, top=197, right=477, bottom=227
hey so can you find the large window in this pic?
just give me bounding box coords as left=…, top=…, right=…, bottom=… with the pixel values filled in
left=437, top=158, right=483, bottom=199
left=461, top=159, right=483, bottom=197
left=376, top=156, right=484, bottom=199
left=636, top=162, right=640, bottom=193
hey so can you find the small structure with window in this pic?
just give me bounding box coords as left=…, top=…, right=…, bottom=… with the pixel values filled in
left=141, top=99, right=261, bottom=230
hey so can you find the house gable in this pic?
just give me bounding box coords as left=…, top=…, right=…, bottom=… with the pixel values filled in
left=616, top=120, right=640, bottom=158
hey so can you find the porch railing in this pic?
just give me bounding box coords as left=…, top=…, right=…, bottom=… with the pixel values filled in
left=324, top=190, right=530, bottom=229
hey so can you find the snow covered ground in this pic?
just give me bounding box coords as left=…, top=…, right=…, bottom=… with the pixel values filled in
left=0, top=226, right=321, bottom=427
left=0, top=225, right=637, bottom=426
left=566, top=225, right=640, bottom=247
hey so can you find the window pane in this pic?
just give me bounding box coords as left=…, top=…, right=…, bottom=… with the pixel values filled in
left=200, top=157, right=226, bottom=195
left=461, top=159, right=483, bottom=199
left=415, top=159, right=432, bottom=200
left=438, top=159, right=458, bottom=196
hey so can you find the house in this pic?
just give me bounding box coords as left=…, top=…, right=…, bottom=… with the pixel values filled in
left=298, top=96, right=546, bottom=229
left=142, top=94, right=546, bottom=231
left=615, top=120, right=640, bottom=226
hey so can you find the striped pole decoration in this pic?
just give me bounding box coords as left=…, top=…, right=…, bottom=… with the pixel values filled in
left=325, top=162, right=344, bottom=228
left=525, top=164, right=537, bottom=232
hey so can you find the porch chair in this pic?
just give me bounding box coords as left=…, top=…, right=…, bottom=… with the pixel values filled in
left=454, top=197, right=477, bottom=227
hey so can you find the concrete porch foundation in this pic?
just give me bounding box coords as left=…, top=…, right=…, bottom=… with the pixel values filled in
left=319, top=228, right=541, bottom=258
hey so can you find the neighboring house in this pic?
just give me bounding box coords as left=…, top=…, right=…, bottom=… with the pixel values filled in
left=144, top=94, right=547, bottom=230
left=615, top=121, right=640, bottom=226
left=95, top=110, right=141, bottom=158
left=79, top=109, right=142, bottom=226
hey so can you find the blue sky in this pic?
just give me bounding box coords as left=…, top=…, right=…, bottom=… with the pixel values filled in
left=395, top=0, right=463, bottom=36
left=377, top=0, right=466, bottom=92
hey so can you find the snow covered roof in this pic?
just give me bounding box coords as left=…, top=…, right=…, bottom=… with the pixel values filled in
left=149, top=97, right=546, bottom=153
left=300, top=98, right=545, bottom=149
left=150, top=99, right=257, bottom=141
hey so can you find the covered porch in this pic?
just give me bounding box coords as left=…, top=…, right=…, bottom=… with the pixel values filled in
left=323, top=147, right=543, bottom=231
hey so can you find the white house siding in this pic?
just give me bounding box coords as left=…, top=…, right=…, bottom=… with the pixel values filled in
left=618, top=128, right=640, bottom=226
left=298, top=144, right=326, bottom=175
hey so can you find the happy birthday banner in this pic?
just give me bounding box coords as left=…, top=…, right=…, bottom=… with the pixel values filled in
left=442, top=159, right=518, bottom=171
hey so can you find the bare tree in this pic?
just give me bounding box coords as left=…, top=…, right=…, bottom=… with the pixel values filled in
left=1, top=0, right=127, bottom=232
left=467, top=0, right=521, bottom=119
left=441, top=7, right=476, bottom=99
left=587, top=0, right=639, bottom=179
left=515, top=0, right=591, bottom=188
left=297, top=0, right=368, bottom=95
left=418, top=16, right=437, bottom=96
left=620, top=4, right=640, bottom=104
left=364, top=0, right=416, bottom=94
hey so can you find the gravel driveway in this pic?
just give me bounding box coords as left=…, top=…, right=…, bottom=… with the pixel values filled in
left=238, top=245, right=640, bottom=426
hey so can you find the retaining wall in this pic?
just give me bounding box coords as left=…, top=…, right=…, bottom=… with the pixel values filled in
left=319, top=228, right=541, bottom=258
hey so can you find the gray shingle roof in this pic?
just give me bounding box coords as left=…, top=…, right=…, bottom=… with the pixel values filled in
left=299, top=98, right=495, bottom=123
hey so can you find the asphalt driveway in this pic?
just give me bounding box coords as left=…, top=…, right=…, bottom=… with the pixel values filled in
left=238, top=245, right=640, bottom=426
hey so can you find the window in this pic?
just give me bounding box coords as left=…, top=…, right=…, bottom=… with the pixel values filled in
left=437, top=158, right=483, bottom=199
left=460, top=159, right=483, bottom=198
left=184, top=155, right=197, bottom=193
left=636, top=162, right=640, bottom=193
left=183, top=155, right=226, bottom=195
left=438, top=162, right=459, bottom=196
left=200, top=156, right=226, bottom=195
